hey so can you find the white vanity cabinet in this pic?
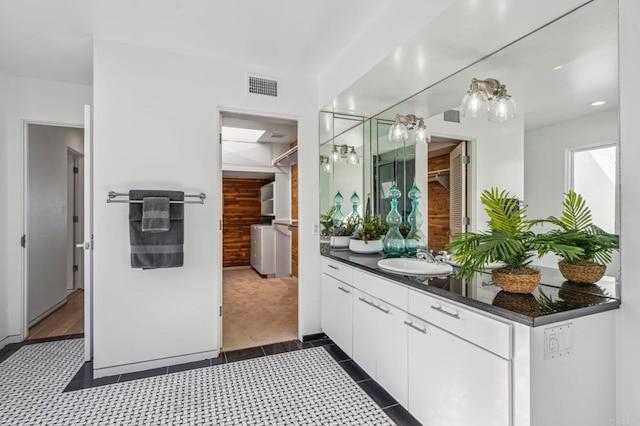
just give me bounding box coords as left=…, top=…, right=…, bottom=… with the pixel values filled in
left=321, top=260, right=354, bottom=357
left=319, top=256, right=617, bottom=426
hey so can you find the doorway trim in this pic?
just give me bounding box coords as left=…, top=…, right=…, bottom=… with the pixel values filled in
left=216, top=106, right=301, bottom=351
left=20, top=119, right=85, bottom=342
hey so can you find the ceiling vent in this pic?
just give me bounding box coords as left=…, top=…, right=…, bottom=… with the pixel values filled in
left=247, top=74, right=278, bottom=97
left=444, top=110, right=460, bottom=123
left=269, top=132, right=284, bottom=138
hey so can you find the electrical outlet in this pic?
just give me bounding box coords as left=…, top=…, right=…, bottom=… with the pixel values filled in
left=544, top=323, right=572, bottom=359
left=312, top=223, right=320, bottom=236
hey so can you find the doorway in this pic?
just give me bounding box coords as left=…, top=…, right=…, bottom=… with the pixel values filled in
left=218, top=111, right=299, bottom=351
left=26, top=124, right=85, bottom=339
left=427, top=137, right=468, bottom=251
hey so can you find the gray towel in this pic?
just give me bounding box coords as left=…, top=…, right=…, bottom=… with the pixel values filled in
left=129, top=190, right=185, bottom=269
left=142, top=197, right=170, bottom=233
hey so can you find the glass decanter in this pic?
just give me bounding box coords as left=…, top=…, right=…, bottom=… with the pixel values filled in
left=405, top=184, right=428, bottom=256
left=348, top=191, right=360, bottom=220
left=383, top=184, right=405, bottom=257
left=332, top=191, right=345, bottom=229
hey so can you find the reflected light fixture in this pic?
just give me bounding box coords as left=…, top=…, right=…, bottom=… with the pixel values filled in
left=414, top=118, right=431, bottom=144
left=389, top=114, right=430, bottom=144
left=330, top=146, right=341, bottom=163
left=460, top=78, right=517, bottom=122
left=320, top=156, right=332, bottom=173
left=347, top=147, right=359, bottom=165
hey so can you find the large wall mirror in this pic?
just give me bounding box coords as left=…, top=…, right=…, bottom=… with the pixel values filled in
left=320, top=0, right=619, bottom=281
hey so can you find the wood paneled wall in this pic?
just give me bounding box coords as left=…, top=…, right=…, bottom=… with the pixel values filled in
left=428, top=154, right=450, bottom=252
left=223, top=178, right=270, bottom=267
left=290, top=140, right=298, bottom=276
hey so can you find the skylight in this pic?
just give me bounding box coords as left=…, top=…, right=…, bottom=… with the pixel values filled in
left=221, top=126, right=265, bottom=143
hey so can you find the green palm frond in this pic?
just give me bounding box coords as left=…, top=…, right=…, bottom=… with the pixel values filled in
left=559, top=190, right=592, bottom=231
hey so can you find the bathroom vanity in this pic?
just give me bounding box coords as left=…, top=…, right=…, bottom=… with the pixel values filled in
left=321, top=249, right=619, bottom=426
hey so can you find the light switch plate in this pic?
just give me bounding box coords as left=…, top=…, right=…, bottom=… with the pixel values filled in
left=544, top=323, right=573, bottom=359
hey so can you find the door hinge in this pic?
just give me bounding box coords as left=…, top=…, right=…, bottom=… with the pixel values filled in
left=462, top=155, right=470, bottom=164
left=219, top=133, right=222, bottom=144
left=20, top=234, right=26, bottom=248
left=73, top=215, right=79, bottom=223
left=73, top=265, right=79, bottom=272
left=73, top=166, right=79, bottom=174
left=219, top=306, right=223, bottom=317
left=219, top=219, right=222, bottom=230
left=463, top=217, right=471, bottom=226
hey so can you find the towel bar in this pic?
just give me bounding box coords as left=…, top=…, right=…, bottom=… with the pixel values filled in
left=107, top=191, right=206, bottom=204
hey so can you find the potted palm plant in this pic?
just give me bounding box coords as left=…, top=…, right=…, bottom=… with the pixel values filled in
left=446, top=188, right=583, bottom=293
left=535, top=190, right=619, bottom=284
left=349, top=214, right=388, bottom=254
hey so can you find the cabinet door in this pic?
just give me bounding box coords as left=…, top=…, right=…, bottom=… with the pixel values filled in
left=321, top=274, right=353, bottom=356
left=375, top=299, right=408, bottom=407
left=407, top=315, right=510, bottom=426
left=352, top=290, right=378, bottom=379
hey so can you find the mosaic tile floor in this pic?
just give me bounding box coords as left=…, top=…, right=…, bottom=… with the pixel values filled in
left=0, top=339, right=395, bottom=425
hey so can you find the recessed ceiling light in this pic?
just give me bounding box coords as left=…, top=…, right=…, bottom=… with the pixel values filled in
left=221, top=127, right=266, bottom=143
left=591, top=101, right=606, bottom=106
left=553, top=65, right=564, bottom=70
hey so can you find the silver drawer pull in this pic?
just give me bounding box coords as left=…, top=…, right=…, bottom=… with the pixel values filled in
left=358, top=297, right=374, bottom=306
left=404, top=320, right=427, bottom=334
left=373, top=303, right=390, bottom=314
left=337, top=286, right=351, bottom=294
left=431, top=305, right=460, bottom=319
left=328, top=264, right=340, bottom=270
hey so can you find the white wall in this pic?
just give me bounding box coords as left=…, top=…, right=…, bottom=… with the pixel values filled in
left=618, top=0, right=640, bottom=420
left=4, top=76, right=91, bottom=341
left=426, top=113, right=525, bottom=232
left=27, top=124, right=83, bottom=325
left=0, top=69, right=10, bottom=348
left=525, top=109, right=619, bottom=271
left=92, top=40, right=318, bottom=376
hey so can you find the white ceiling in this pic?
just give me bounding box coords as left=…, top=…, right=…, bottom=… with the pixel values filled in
left=0, top=0, right=392, bottom=86
left=221, top=112, right=297, bottom=145
left=373, top=0, right=618, bottom=130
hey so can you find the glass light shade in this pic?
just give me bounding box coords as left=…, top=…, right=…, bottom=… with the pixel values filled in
left=331, top=146, right=341, bottom=163
left=388, top=122, right=408, bottom=144
left=414, top=126, right=430, bottom=144
left=488, top=96, right=517, bottom=122
left=461, top=90, right=490, bottom=118
left=323, top=161, right=332, bottom=173
left=347, top=148, right=359, bottom=165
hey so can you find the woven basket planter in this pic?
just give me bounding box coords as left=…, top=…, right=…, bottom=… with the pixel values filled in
left=558, top=282, right=606, bottom=305
left=492, top=291, right=542, bottom=317
left=558, top=261, right=605, bottom=284
left=492, top=268, right=541, bottom=294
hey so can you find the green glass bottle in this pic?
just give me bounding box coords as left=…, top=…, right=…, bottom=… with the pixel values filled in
left=383, top=184, right=405, bottom=257
left=349, top=191, right=360, bottom=219
left=405, top=184, right=428, bottom=256
left=332, top=191, right=344, bottom=228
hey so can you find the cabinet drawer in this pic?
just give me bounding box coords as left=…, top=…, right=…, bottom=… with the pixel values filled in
left=322, top=258, right=353, bottom=284
left=408, top=289, right=511, bottom=359
left=352, top=269, right=407, bottom=311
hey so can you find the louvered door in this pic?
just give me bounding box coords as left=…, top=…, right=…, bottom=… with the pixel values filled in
left=449, top=143, right=467, bottom=238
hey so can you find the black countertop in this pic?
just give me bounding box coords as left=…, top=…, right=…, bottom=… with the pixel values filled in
left=322, top=247, right=620, bottom=327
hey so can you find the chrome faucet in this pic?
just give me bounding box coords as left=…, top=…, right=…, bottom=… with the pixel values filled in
left=416, top=249, right=438, bottom=263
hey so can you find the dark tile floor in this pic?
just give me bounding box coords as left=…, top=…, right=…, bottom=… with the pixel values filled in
left=1, top=333, right=421, bottom=425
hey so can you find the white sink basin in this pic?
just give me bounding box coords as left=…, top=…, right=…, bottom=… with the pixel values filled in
left=377, top=258, right=453, bottom=276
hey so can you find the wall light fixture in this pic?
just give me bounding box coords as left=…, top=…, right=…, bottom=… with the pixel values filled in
left=460, top=78, right=516, bottom=122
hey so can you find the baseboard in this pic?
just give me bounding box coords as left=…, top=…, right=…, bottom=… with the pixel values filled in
left=93, top=349, right=221, bottom=379
left=302, top=332, right=327, bottom=342
left=0, top=334, right=22, bottom=351
left=28, top=297, right=67, bottom=328
left=223, top=265, right=252, bottom=271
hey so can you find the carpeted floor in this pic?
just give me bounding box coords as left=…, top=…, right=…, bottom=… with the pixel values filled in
left=223, top=268, right=298, bottom=351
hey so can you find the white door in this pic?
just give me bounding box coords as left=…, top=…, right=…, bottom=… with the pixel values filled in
left=82, top=105, right=93, bottom=362
left=449, top=142, right=467, bottom=237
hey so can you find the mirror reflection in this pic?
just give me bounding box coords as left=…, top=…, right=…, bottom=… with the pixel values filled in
left=320, top=0, right=619, bottom=282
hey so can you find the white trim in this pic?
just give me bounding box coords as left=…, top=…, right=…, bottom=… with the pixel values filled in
left=93, top=349, right=220, bottom=379
left=20, top=119, right=84, bottom=342
left=216, top=106, right=302, bottom=350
